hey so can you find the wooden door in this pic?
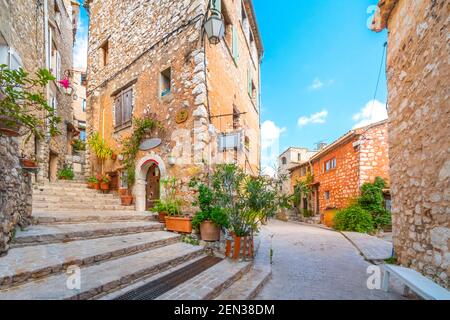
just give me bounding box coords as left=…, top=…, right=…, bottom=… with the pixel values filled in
left=146, top=164, right=160, bottom=210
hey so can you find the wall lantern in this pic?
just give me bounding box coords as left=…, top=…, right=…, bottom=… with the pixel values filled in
left=168, top=155, right=176, bottom=166
left=204, top=1, right=224, bottom=45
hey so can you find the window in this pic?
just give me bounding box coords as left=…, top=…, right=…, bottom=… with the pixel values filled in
left=100, top=40, right=109, bottom=66
left=120, top=171, right=129, bottom=189
left=81, top=98, right=86, bottom=112
left=232, top=106, right=240, bottom=129
left=160, top=67, right=171, bottom=97
left=298, top=153, right=302, bottom=162
left=218, top=132, right=241, bottom=151
left=114, top=87, right=133, bottom=130
left=222, top=2, right=238, bottom=63
left=54, top=0, right=61, bottom=29
left=0, top=45, right=23, bottom=70
left=79, top=130, right=86, bottom=142
left=282, top=157, right=287, bottom=165
left=324, top=191, right=330, bottom=201
left=324, top=158, right=336, bottom=172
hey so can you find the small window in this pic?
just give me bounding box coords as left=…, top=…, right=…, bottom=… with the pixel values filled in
left=79, top=130, right=86, bottom=142
left=324, top=158, right=336, bottom=172
left=298, top=153, right=302, bottom=162
left=114, top=87, right=133, bottom=130
left=222, top=2, right=233, bottom=50
left=233, top=106, right=240, bottom=129
left=282, top=157, right=287, bottom=165
left=160, top=67, right=171, bottom=97
left=324, top=191, right=330, bottom=201
left=82, top=99, right=86, bottom=112
left=100, top=40, right=109, bottom=66
left=120, top=171, right=129, bottom=189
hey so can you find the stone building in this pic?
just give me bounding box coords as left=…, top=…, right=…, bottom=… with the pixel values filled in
left=372, top=0, right=449, bottom=287
left=0, top=0, right=80, bottom=182
left=84, top=0, right=263, bottom=212
left=278, top=147, right=317, bottom=194
left=290, top=120, right=390, bottom=215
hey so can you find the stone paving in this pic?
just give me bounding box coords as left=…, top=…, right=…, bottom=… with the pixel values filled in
left=342, top=231, right=393, bottom=261
left=255, top=220, right=406, bottom=300
left=0, top=243, right=204, bottom=300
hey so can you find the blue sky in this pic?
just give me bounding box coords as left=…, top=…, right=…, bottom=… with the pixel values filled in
left=73, top=1, right=388, bottom=174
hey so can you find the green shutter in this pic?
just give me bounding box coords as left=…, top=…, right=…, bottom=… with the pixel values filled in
left=248, top=67, right=253, bottom=97
left=232, top=25, right=239, bottom=63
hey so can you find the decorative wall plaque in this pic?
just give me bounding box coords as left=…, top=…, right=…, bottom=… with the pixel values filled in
left=139, top=138, right=162, bottom=151
left=175, top=110, right=189, bottom=124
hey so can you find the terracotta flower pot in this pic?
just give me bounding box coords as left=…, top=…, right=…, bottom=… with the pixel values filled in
left=165, top=216, right=192, bottom=234
left=100, top=182, right=110, bottom=191
left=87, top=182, right=96, bottom=189
left=20, top=159, right=38, bottom=168
left=0, top=116, right=21, bottom=137
left=200, top=221, right=221, bottom=242
left=111, top=154, right=117, bottom=160
left=158, top=212, right=168, bottom=224
left=120, top=194, right=134, bottom=206
left=94, top=182, right=100, bottom=190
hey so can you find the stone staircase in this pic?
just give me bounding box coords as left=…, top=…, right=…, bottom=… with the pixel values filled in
left=0, top=180, right=271, bottom=300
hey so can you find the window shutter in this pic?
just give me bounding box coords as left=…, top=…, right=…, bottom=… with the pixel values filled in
left=247, top=67, right=252, bottom=97
left=56, top=51, right=61, bottom=81
left=114, top=95, right=122, bottom=127
left=123, top=88, right=133, bottom=123
left=0, top=45, right=8, bottom=66
left=232, top=25, right=238, bottom=63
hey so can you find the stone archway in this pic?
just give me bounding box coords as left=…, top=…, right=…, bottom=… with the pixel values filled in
left=134, top=153, right=167, bottom=212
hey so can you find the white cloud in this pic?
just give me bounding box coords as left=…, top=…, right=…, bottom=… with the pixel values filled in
left=73, top=18, right=88, bottom=70
left=297, top=110, right=328, bottom=127
left=261, top=120, right=286, bottom=177
left=352, top=100, right=388, bottom=129
left=308, top=78, right=334, bottom=91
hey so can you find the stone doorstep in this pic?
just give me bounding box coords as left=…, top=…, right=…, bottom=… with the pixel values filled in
left=32, top=204, right=133, bottom=211
left=32, top=211, right=156, bottom=225
left=155, top=259, right=253, bottom=300
left=0, top=243, right=205, bottom=300
left=33, top=200, right=122, bottom=206
left=11, top=221, right=164, bottom=248
left=215, top=265, right=272, bottom=300
left=0, top=231, right=180, bottom=290
left=33, top=194, right=118, bottom=200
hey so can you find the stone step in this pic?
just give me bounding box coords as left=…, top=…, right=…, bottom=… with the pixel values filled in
left=34, top=184, right=94, bottom=191
left=32, top=203, right=133, bottom=211
left=0, top=231, right=180, bottom=290
left=33, top=192, right=117, bottom=199
left=32, top=198, right=122, bottom=205
left=32, top=210, right=155, bottom=224
left=0, top=243, right=204, bottom=300
left=155, top=259, right=252, bottom=300
left=12, top=221, right=164, bottom=247
left=215, top=265, right=272, bottom=300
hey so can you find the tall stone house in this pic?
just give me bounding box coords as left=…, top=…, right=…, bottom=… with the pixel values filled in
left=84, top=0, right=263, bottom=212
left=372, top=0, right=449, bottom=288
left=0, top=0, right=80, bottom=182
left=278, top=147, right=317, bottom=195
left=290, top=120, right=390, bottom=216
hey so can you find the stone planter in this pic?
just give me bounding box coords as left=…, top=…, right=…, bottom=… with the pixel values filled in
left=200, top=221, right=221, bottom=242
left=225, top=233, right=254, bottom=261
left=0, top=115, right=21, bottom=137
left=120, top=194, right=134, bottom=206
left=165, top=216, right=192, bottom=234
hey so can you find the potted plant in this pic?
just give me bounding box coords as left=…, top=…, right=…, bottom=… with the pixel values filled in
left=100, top=174, right=111, bottom=192
left=165, top=200, right=193, bottom=234
left=57, top=165, right=75, bottom=181
left=190, top=182, right=229, bottom=242
left=0, top=115, right=22, bottom=137
left=87, top=176, right=99, bottom=189
left=153, top=199, right=169, bottom=224
left=20, top=154, right=39, bottom=169
left=120, top=189, right=134, bottom=206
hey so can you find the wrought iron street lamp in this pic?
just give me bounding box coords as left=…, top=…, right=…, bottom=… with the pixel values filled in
left=204, top=4, right=224, bottom=45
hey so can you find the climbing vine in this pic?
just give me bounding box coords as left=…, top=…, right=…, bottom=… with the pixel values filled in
left=121, top=116, right=163, bottom=187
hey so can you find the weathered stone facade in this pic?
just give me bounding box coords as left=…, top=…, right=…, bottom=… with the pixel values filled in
left=84, top=0, right=262, bottom=211
left=373, top=0, right=449, bottom=288
left=0, top=136, right=32, bottom=256
left=290, top=121, right=390, bottom=215
left=0, top=0, right=80, bottom=183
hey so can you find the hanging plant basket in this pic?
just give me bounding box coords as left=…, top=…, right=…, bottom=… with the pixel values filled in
left=0, top=115, right=22, bottom=137
left=225, top=233, right=255, bottom=261
left=20, top=159, right=38, bottom=169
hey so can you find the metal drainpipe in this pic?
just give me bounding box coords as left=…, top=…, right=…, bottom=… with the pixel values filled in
left=43, top=0, right=49, bottom=181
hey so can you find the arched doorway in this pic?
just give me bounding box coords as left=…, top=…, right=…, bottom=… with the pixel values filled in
left=145, top=163, right=160, bottom=210
left=135, top=154, right=167, bottom=212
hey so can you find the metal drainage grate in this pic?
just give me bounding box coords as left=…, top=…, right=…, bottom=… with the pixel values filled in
left=115, top=256, right=223, bottom=300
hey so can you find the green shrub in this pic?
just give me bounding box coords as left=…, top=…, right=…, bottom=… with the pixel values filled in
left=334, top=205, right=374, bottom=233
left=192, top=207, right=229, bottom=230
left=72, top=138, right=86, bottom=151
left=57, top=165, right=74, bottom=180
left=358, top=177, right=391, bottom=230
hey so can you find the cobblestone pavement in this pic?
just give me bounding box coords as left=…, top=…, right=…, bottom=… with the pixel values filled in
left=255, top=220, right=407, bottom=300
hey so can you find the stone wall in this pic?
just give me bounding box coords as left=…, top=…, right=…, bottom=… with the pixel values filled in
left=0, top=135, right=32, bottom=256
left=378, top=0, right=449, bottom=288
left=0, top=0, right=78, bottom=183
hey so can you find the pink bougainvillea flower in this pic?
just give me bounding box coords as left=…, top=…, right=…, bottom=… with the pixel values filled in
left=58, top=78, right=70, bottom=89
